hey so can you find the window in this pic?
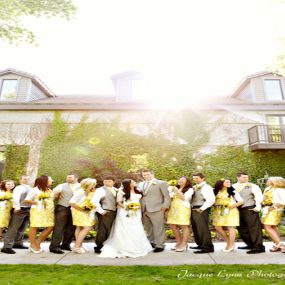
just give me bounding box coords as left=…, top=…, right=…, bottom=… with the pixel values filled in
left=264, top=79, right=284, bottom=101
left=266, top=115, right=285, bottom=143
left=0, top=79, right=18, bottom=100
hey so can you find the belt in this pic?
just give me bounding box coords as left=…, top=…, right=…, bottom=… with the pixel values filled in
left=20, top=207, right=30, bottom=210
left=239, top=205, right=256, bottom=210
left=192, top=205, right=202, bottom=209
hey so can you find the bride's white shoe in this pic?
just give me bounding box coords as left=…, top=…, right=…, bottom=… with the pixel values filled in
left=72, top=247, right=85, bottom=254
left=29, top=246, right=41, bottom=254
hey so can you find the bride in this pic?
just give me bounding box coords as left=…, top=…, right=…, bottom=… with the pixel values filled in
left=99, top=179, right=152, bottom=258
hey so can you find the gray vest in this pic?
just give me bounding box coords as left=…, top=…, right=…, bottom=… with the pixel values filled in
left=239, top=185, right=255, bottom=208
left=58, top=183, right=75, bottom=207
left=20, top=185, right=31, bottom=208
left=191, top=187, right=206, bottom=207
left=100, top=187, right=117, bottom=211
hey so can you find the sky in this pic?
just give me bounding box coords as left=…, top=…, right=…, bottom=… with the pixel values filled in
left=1, top=0, right=285, bottom=102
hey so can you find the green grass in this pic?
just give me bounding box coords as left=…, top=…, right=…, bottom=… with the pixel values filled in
left=0, top=265, right=285, bottom=284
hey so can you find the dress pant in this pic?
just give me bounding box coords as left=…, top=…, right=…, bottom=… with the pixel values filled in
left=49, top=205, right=75, bottom=251
left=142, top=210, right=165, bottom=248
left=191, top=208, right=214, bottom=251
left=237, top=206, right=265, bottom=250
left=95, top=210, right=116, bottom=249
left=3, top=208, right=30, bottom=249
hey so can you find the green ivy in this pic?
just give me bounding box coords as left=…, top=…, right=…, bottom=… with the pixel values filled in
left=2, top=145, right=30, bottom=181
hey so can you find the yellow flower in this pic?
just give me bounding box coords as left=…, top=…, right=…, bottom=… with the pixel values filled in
left=168, top=180, right=177, bottom=186
left=38, top=193, right=50, bottom=200
left=0, top=193, right=12, bottom=201
left=126, top=202, right=141, bottom=211
left=82, top=198, right=96, bottom=211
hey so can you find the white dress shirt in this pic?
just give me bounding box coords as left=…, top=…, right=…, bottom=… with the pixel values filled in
left=232, top=182, right=263, bottom=211
left=12, top=184, right=31, bottom=210
left=90, top=186, right=117, bottom=214
left=195, top=182, right=216, bottom=211
left=272, top=188, right=285, bottom=205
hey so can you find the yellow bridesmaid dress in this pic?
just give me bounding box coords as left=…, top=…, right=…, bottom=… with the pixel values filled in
left=167, top=192, right=191, bottom=225
left=213, top=191, right=240, bottom=227
left=261, top=187, right=283, bottom=226
left=0, top=190, right=12, bottom=228
left=71, top=192, right=96, bottom=227
left=30, top=189, right=55, bottom=227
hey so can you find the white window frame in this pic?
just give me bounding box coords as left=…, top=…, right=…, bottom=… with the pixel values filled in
left=263, top=79, right=284, bottom=101
left=0, top=79, right=18, bottom=101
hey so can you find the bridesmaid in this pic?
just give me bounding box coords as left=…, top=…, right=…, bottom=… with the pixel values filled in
left=261, top=177, right=285, bottom=252
left=167, top=176, right=193, bottom=252
left=213, top=179, right=243, bottom=252
left=0, top=180, right=15, bottom=239
left=24, top=175, right=54, bottom=253
left=69, top=178, right=97, bottom=253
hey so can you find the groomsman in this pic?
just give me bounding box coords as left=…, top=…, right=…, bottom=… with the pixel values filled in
left=233, top=172, right=265, bottom=254
left=190, top=172, right=215, bottom=254
left=1, top=175, right=31, bottom=254
left=92, top=175, right=118, bottom=254
left=49, top=173, right=80, bottom=254
left=141, top=169, right=170, bottom=252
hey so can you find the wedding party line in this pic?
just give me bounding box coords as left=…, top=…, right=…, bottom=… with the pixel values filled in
left=0, top=169, right=285, bottom=258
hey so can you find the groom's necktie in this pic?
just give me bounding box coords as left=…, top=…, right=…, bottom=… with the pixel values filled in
left=143, top=181, right=149, bottom=194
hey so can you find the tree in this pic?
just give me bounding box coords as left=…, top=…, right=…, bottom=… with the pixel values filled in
left=0, top=0, right=76, bottom=43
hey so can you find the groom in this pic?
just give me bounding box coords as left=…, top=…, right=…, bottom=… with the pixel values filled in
left=141, top=169, right=170, bottom=252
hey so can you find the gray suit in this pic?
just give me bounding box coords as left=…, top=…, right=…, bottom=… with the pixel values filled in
left=141, top=178, right=171, bottom=248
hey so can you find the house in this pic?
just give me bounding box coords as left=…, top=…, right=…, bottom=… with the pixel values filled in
left=0, top=68, right=284, bottom=180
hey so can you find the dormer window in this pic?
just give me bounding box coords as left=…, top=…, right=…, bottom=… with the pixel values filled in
left=264, top=79, right=284, bottom=101
left=0, top=79, right=18, bottom=100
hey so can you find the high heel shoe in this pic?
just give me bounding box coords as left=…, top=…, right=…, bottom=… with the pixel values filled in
left=222, top=246, right=234, bottom=252
left=270, top=242, right=283, bottom=252
left=171, top=244, right=179, bottom=250
left=72, top=247, right=85, bottom=254
left=29, top=246, right=41, bottom=254
left=175, top=246, right=188, bottom=252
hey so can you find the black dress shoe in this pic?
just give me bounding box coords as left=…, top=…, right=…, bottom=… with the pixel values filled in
left=1, top=248, right=16, bottom=254
left=94, top=247, right=102, bottom=254
left=246, top=249, right=266, bottom=254
left=193, top=250, right=214, bottom=254
left=238, top=246, right=252, bottom=250
left=153, top=247, right=164, bottom=253
left=60, top=246, right=72, bottom=251
left=189, top=246, right=201, bottom=250
left=150, top=243, right=156, bottom=248
left=12, top=245, right=29, bottom=249
left=50, top=249, right=65, bottom=254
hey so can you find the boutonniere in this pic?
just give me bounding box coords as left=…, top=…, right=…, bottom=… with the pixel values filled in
left=244, top=183, right=252, bottom=188
left=151, top=181, right=157, bottom=186
left=194, top=184, right=203, bottom=190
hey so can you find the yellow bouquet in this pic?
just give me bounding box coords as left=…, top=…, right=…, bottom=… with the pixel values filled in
left=82, top=198, right=96, bottom=211
left=168, top=180, right=177, bottom=186
left=37, top=192, right=50, bottom=209
left=0, top=192, right=12, bottom=201
left=125, top=202, right=141, bottom=217
left=216, top=198, right=231, bottom=216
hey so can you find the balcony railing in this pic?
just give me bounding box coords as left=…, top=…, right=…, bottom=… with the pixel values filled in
left=248, top=125, right=285, bottom=150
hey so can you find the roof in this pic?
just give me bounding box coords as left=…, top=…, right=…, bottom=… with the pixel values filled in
left=230, top=70, right=283, bottom=98
left=0, top=68, right=55, bottom=97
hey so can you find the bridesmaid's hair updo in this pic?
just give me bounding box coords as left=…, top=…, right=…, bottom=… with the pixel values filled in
left=214, top=179, right=235, bottom=197
left=80, top=178, right=97, bottom=192
left=122, top=179, right=141, bottom=201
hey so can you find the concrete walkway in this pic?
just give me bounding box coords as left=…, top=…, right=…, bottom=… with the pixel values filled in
left=0, top=242, right=284, bottom=265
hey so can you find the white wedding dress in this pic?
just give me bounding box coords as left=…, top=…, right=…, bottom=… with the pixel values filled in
left=99, top=192, right=152, bottom=258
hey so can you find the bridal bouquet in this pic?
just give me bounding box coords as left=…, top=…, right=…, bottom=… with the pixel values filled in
left=216, top=198, right=231, bottom=216
left=37, top=192, right=50, bottom=210
left=125, top=202, right=141, bottom=217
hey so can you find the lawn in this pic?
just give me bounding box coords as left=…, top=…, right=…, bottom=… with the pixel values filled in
left=0, top=265, right=285, bottom=284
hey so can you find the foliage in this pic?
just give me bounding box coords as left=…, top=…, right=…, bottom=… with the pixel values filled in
left=38, top=111, right=210, bottom=186
left=2, top=145, right=30, bottom=182
left=0, top=0, right=77, bottom=43
left=200, top=145, right=285, bottom=186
